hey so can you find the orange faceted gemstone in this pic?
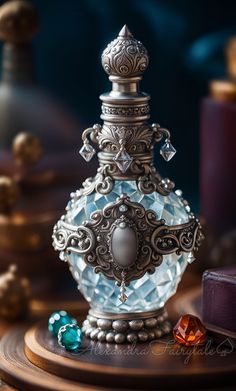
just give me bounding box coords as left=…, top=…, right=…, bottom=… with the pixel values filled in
left=173, top=314, right=206, bottom=346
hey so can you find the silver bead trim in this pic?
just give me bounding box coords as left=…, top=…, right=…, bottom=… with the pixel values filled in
left=82, top=309, right=171, bottom=344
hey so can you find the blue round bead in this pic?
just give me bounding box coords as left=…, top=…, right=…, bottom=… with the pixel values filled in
left=58, top=324, right=83, bottom=351
left=48, top=310, right=77, bottom=337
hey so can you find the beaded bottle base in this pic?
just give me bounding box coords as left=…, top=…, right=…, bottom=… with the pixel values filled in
left=82, top=309, right=171, bottom=344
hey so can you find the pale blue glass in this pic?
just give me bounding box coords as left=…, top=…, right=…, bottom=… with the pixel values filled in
left=63, top=181, right=191, bottom=313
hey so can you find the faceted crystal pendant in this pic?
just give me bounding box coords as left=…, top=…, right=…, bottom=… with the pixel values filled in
left=173, top=314, right=206, bottom=346
left=119, top=291, right=128, bottom=303
left=79, top=142, right=96, bottom=162
left=160, top=141, right=176, bottom=161
left=119, top=280, right=128, bottom=303
left=187, top=252, right=196, bottom=264
left=113, top=149, right=133, bottom=173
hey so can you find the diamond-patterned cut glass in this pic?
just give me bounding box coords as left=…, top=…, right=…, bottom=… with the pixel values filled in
left=160, top=142, right=176, bottom=161
left=65, top=181, right=190, bottom=314
left=79, top=143, right=96, bottom=162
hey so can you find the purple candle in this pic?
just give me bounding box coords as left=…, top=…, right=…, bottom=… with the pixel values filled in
left=200, top=38, right=236, bottom=234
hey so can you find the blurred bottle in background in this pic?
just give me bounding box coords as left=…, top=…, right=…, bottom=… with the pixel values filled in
left=0, top=0, right=93, bottom=294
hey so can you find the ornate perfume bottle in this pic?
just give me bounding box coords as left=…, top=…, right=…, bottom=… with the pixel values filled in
left=53, top=26, right=203, bottom=343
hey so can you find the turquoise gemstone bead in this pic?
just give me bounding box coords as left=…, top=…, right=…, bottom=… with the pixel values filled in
left=58, top=324, right=83, bottom=351
left=48, top=310, right=77, bottom=337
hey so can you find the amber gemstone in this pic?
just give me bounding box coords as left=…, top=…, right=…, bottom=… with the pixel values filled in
left=173, top=314, right=206, bottom=346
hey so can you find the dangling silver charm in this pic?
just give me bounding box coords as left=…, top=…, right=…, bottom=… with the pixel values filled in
left=187, top=251, right=196, bottom=264
left=119, top=271, right=128, bottom=303
left=152, top=123, right=176, bottom=162
left=79, top=124, right=101, bottom=162
left=160, top=139, right=176, bottom=161
left=79, top=140, right=96, bottom=162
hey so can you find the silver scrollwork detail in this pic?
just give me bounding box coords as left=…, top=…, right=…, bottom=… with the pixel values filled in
left=78, top=163, right=174, bottom=196
left=101, top=104, right=150, bottom=117
left=97, top=124, right=153, bottom=154
left=52, top=221, right=95, bottom=255
left=101, top=32, right=149, bottom=77
left=53, top=195, right=203, bottom=287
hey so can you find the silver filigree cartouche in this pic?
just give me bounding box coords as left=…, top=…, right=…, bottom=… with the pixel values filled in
left=53, top=194, right=203, bottom=295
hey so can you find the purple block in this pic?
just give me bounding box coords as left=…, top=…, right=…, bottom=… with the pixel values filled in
left=202, top=265, right=236, bottom=333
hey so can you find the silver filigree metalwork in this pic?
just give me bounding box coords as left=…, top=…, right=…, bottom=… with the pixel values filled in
left=101, top=104, right=150, bottom=117
left=78, top=26, right=178, bottom=196
left=97, top=124, right=153, bottom=153
left=53, top=194, right=203, bottom=294
left=52, top=220, right=95, bottom=255
left=101, top=25, right=149, bottom=77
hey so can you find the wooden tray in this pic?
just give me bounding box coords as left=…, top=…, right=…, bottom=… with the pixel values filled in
left=0, top=287, right=236, bottom=391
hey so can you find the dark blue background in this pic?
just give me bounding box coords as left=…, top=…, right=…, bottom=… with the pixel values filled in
left=2, top=0, right=235, bottom=210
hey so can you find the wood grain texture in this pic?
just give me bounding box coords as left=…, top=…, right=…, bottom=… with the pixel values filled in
left=23, top=319, right=236, bottom=389
left=0, top=287, right=236, bottom=390
left=0, top=381, right=18, bottom=391
left=0, top=327, right=108, bottom=391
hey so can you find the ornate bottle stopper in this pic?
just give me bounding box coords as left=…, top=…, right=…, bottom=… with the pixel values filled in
left=53, top=26, right=203, bottom=344
left=79, top=25, right=176, bottom=195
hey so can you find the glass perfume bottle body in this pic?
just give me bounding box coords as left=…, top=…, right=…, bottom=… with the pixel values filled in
left=64, top=180, right=190, bottom=313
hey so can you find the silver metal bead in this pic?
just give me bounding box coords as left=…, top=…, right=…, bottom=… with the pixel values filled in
left=97, top=319, right=112, bottom=330
left=175, top=189, right=183, bottom=197
left=144, top=318, right=158, bottom=329
left=162, top=322, right=172, bottom=335
left=112, top=320, right=128, bottom=333
left=127, top=333, right=138, bottom=343
left=148, top=331, right=156, bottom=340
left=154, top=329, right=163, bottom=338
left=85, top=327, right=94, bottom=337
left=87, top=316, right=97, bottom=327
left=106, top=332, right=115, bottom=343
left=138, top=331, right=148, bottom=342
left=90, top=329, right=99, bottom=340
left=129, top=320, right=144, bottom=331
left=185, top=205, right=191, bottom=213
left=157, top=315, right=164, bottom=324
left=97, top=330, right=107, bottom=342
left=162, top=311, right=168, bottom=320
left=114, top=333, right=126, bottom=344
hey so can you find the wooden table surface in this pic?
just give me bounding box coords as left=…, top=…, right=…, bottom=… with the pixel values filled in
left=0, top=273, right=236, bottom=391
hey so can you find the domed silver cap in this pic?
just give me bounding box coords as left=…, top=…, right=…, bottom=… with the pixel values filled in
left=101, top=25, right=149, bottom=78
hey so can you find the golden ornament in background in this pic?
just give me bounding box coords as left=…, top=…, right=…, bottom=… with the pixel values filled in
left=0, top=175, right=20, bottom=213
left=0, top=264, right=31, bottom=320
left=0, top=0, right=39, bottom=44
left=12, top=132, right=43, bottom=167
